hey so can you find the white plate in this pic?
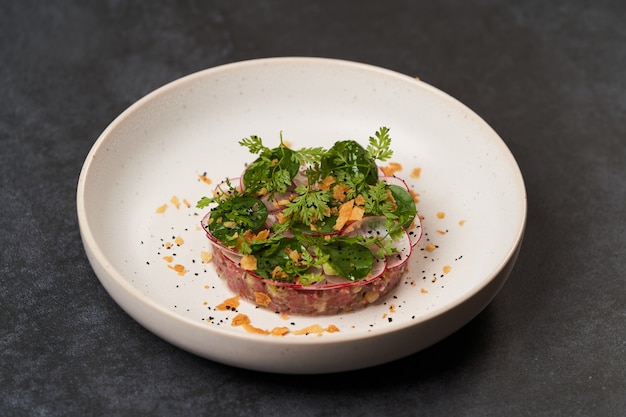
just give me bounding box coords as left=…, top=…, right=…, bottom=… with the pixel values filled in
left=77, top=57, right=526, bottom=374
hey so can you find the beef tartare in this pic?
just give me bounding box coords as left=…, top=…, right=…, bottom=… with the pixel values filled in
left=197, top=127, right=422, bottom=316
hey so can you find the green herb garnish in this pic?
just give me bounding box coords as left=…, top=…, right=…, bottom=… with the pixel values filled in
left=197, top=127, right=417, bottom=285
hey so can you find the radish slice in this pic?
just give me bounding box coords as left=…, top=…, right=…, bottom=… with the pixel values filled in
left=377, top=176, right=423, bottom=247
left=217, top=246, right=387, bottom=291
left=200, top=211, right=242, bottom=256
left=341, top=215, right=389, bottom=242
left=386, top=229, right=413, bottom=269
left=212, top=177, right=241, bottom=198
left=380, top=175, right=410, bottom=191
left=260, top=191, right=292, bottom=213
left=292, top=169, right=308, bottom=187
left=341, top=215, right=413, bottom=268
left=264, top=213, right=278, bottom=229
left=308, top=256, right=387, bottom=289
left=320, top=253, right=387, bottom=286
left=222, top=249, right=243, bottom=264
left=407, top=215, right=423, bottom=247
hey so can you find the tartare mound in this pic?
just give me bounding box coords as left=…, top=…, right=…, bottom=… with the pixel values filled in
left=197, top=128, right=422, bottom=316
left=212, top=247, right=408, bottom=316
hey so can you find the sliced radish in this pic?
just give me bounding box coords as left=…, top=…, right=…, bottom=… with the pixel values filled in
left=292, top=169, right=309, bottom=187
left=386, top=229, right=413, bottom=269
left=223, top=252, right=388, bottom=291
left=407, top=215, right=423, bottom=247
left=200, top=211, right=242, bottom=256
left=302, top=256, right=387, bottom=290
left=222, top=249, right=243, bottom=264
left=212, top=177, right=241, bottom=198
left=260, top=191, right=293, bottom=213
left=341, top=215, right=414, bottom=268
left=341, top=215, right=389, bottom=241
left=264, top=212, right=279, bottom=229
left=380, top=175, right=410, bottom=191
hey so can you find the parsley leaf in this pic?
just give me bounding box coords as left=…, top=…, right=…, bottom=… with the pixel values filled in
left=367, top=126, right=393, bottom=161
left=282, top=186, right=332, bottom=226
left=239, top=135, right=269, bottom=155
left=293, top=146, right=326, bottom=165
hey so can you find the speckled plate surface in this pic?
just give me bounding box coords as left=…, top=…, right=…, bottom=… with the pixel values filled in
left=77, top=57, right=526, bottom=374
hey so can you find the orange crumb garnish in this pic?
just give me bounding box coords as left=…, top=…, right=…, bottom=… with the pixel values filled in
left=381, top=162, right=403, bottom=176
left=198, top=174, right=212, bottom=185
left=459, top=220, right=467, bottom=226
left=183, top=198, right=191, bottom=208
left=253, top=292, right=272, bottom=307
left=421, top=288, right=429, bottom=294
left=170, top=196, right=180, bottom=209
left=318, top=176, right=336, bottom=192
left=270, top=327, right=290, bottom=336
left=167, top=264, right=187, bottom=276
left=436, top=212, right=445, bottom=219
left=425, top=244, right=437, bottom=252
left=244, top=324, right=270, bottom=335
left=230, top=313, right=289, bottom=336
left=349, top=205, right=365, bottom=222
left=436, top=230, right=447, bottom=235
left=231, top=313, right=250, bottom=326
left=293, top=324, right=326, bottom=335
left=389, top=304, right=396, bottom=313
left=200, top=251, right=213, bottom=263
left=443, top=265, right=452, bottom=274
left=174, top=236, right=184, bottom=246
left=240, top=254, right=257, bottom=271
left=216, top=296, right=240, bottom=311
left=332, top=183, right=352, bottom=202
left=156, top=204, right=168, bottom=214
left=410, top=167, right=421, bottom=178
left=162, top=256, right=174, bottom=263
left=326, top=325, right=340, bottom=333
left=334, top=199, right=355, bottom=230
left=243, top=229, right=270, bottom=243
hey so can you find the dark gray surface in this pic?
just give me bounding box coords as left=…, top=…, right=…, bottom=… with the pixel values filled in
left=1, top=1, right=624, bottom=416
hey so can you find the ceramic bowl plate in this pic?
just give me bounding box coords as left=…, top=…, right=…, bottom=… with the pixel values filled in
left=77, top=57, right=526, bottom=374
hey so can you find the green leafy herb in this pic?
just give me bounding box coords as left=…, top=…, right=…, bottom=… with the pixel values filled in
left=239, top=135, right=269, bottom=155
left=205, top=195, right=268, bottom=244
left=367, top=126, right=393, bottom=161
left=197, top=127, right=418, bottom=285
left=281, top=186, right=332, bottom=226
left=293, top=146, right=326, bottom=165
left=320, top=140, right=379, bottom=191
left=321, top=241, right=375, bottom=281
